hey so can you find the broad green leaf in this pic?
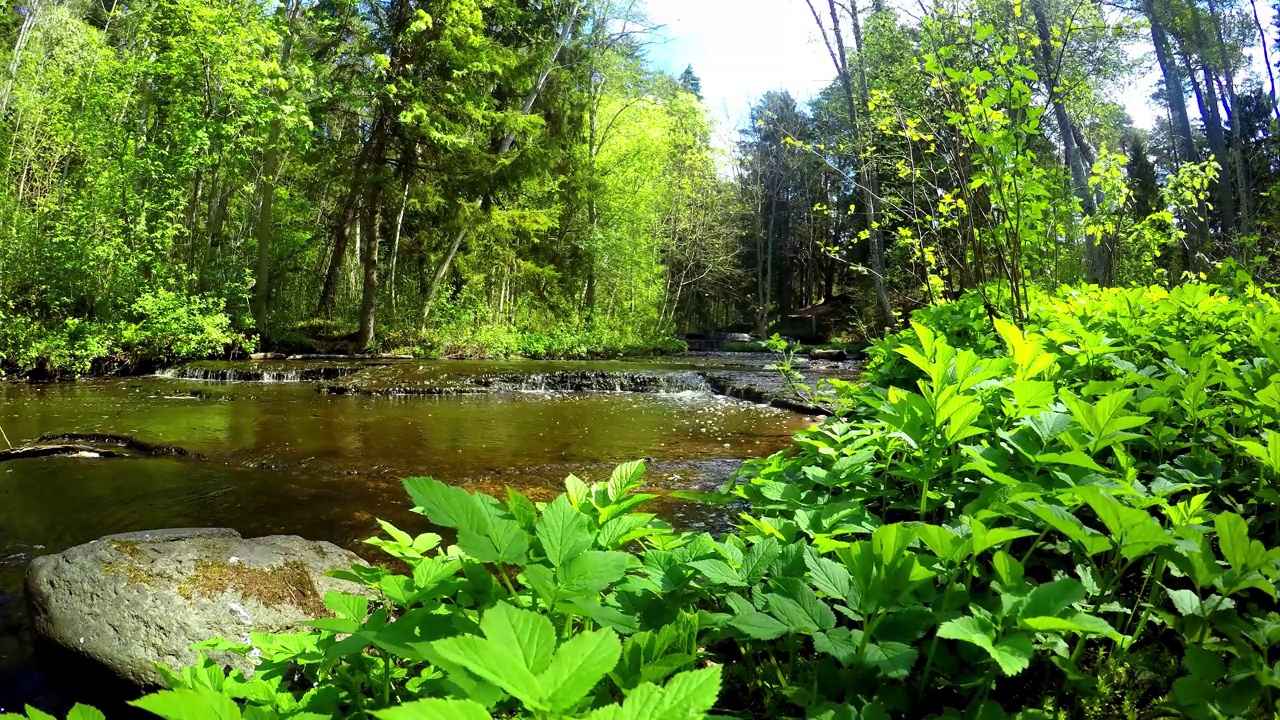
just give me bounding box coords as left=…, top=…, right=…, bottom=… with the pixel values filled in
left=559, top=550, right=632, bottom=595
left=1166, top=587, right=1203, bottom=616
left=480, top=601, right=555, bottom=674
left=1215, top=512, right=1266, bottom=571
left=739, top=538, right=781, bottom=583
left=565, top=475, right=591, bottom=509
left=537, top=495, right=593, bottom=567
left=1010, top=379, right=1056, bottom=411
left=729, top=608, right=789, bottom=640
left=323, top=592, right=368, bottom=622
left=1023, top=501, right=1111, bottom=555
left=813, top=627, right=861, bottom=664
left=129, top=688, right=242, bottom=720
left=373, top=699, right=493, bottom=720
left=608, top=460, right=647, bottom=501
left=937, top=616, right=1033, bottom=675
left=404, top=477, right=486, bottom=530
left=971, top=518, right=1036, bottom=555
left=1020, top=578, right=1086, bottom=620
left=805, top=548, right=852, bottom=600
left=67, top=708, right=106, bottom=720
left=538, top=629, right=622, bottom=711
left=584, top=666, right=722, bottom=720
left=688, top=559, right=745, bottom=587
left=1020, top=612, right=1119, bottom=639
left=431, top=602, right=553, bottom=708
left=913, top=523, right=971, bottom=563
left=865, top=641, right=917, bottom=679
left=764, top=578, right=836, bottom=632
left=1074, top=488, right=1174, bottom=559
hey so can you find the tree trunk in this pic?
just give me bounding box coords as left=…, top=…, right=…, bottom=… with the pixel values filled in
left=807, top=0, right=895, bottom=329
left=388, top=172, right=409, bottom=313
left=1146, top=0, right=1197, bottom=165
left=252, top=0, right=301, bottom=340
left=1190, top=60, right=1235, bottom=239
left=356, top=183, right=384, bottom=348
left=1031, top=0, right=1106, bottom=283
left=0, top=0, right=44, bottom=115
left=1145, top=0, right=1207, bottom=258
left=1206, top=0, right=1251, bottom=235
left=420, top=226, right=467, bottom=328
left=317, top=155, right=369, bottom=318
left=1248, top=0, right=1280, bottom=122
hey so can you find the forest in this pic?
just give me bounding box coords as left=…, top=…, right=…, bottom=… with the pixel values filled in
left=7, top=0, right=1280, bottom=718
left=2, top=0, right=1280, bottom=372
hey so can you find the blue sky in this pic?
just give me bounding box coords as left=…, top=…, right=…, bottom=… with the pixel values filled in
left=643, top=0, right=1280, bottom=143
left=644, top=0, right=836, bottom=144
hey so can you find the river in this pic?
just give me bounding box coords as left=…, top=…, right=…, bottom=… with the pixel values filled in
left=0, top=353, right=839, bottom=710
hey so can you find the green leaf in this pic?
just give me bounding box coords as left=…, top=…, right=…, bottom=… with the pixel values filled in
left=971, top=518, right=1036, bottom=555
left=805, top=548, right=852, bottom=600
left=323, top=592, right=368, bottom=622
left=373, top=699, right=494, bottom=720
left=457, top=518, right=529, bottom=565
left=431, top=602, right=554, bottom=709
left=1075, top=488, right=1174, bottom=559
left=608, top=460, right=647, bottom=501
left=67, top=707, right=106, bottom=720
left=729, top=608, right=789, bottom=640
left=865, top=641, right=917, bottom=679
left=1010, top=379, right=1056, bottom=411
left=1215, top=512, right=1266, bottom=571
left=538, top=629, right=622, bottom=711
left=586, top=667, right=722, bottom=720
left=1020, top=612, right=1119, bottom=639
left=937, top=616, right=1033, bottom=675
left=1166, top=588, right=1202, bottom=616
left=559, top=550, right=632, bottom=595
left=537, top=495, right=593, bottom=567
left=129, top=688, right=243, bottom=720
left=688, top=559, right=745, bottom=587
left=405, top=477, right=486, bottom=529
left=1020, top=578, right=1085, bottom=620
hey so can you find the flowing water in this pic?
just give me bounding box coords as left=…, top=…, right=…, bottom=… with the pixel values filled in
left=0, top=356, right=824, bottom=708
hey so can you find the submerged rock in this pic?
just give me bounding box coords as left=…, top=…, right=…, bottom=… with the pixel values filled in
left=25, top=528, right=365, bottom=687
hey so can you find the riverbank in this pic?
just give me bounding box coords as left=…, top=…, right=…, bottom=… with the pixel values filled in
left=0, top=318, right=692, bottom=381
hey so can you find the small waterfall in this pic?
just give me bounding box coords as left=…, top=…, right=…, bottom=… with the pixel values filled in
left=156, top=365, right=357, bottom=383
left=470, top=370, right=711, bottom=394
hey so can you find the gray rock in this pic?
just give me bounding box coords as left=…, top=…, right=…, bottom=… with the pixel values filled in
left=25, top=528, right=367, bottom=687
left=808, top=348, right=849, bottom=361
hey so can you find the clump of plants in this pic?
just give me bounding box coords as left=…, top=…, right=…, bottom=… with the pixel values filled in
left=14, top=276, right=1280, bottom=720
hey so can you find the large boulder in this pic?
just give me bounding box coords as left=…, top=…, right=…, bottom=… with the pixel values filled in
left=25, top=528, right=367, bottom=687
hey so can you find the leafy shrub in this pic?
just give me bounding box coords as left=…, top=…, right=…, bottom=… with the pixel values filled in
left=41, top=278, right=1280, bottom=719
left=0, top=289, right=251, bottom=376
left=117, top=289, right=249, bottom=365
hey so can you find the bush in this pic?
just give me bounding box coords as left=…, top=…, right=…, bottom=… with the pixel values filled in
left=29, top=278, right=1280, bottom=720
left=0, top=289, right=251, bottom=376
left=118, top=289, right=251, bottom=365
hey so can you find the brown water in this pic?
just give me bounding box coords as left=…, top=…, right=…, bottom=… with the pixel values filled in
left=0, top=360, right=814, bottom=707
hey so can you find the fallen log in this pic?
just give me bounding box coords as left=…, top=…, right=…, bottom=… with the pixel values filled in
left=0, top=434, right=201, bottom=462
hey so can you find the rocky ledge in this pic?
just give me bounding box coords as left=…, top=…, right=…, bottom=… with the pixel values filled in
left=24, top=528, right=367, bottom=687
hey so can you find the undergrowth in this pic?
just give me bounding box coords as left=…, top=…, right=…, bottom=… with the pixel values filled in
left=14, top=274, right=1280, bottom=720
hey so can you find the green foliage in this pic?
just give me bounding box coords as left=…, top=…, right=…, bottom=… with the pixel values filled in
left=70, top=277, right=1274, bottom=720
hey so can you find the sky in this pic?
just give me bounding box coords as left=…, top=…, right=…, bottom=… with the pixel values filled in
left=644, top=0, right=1277, bottom=144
